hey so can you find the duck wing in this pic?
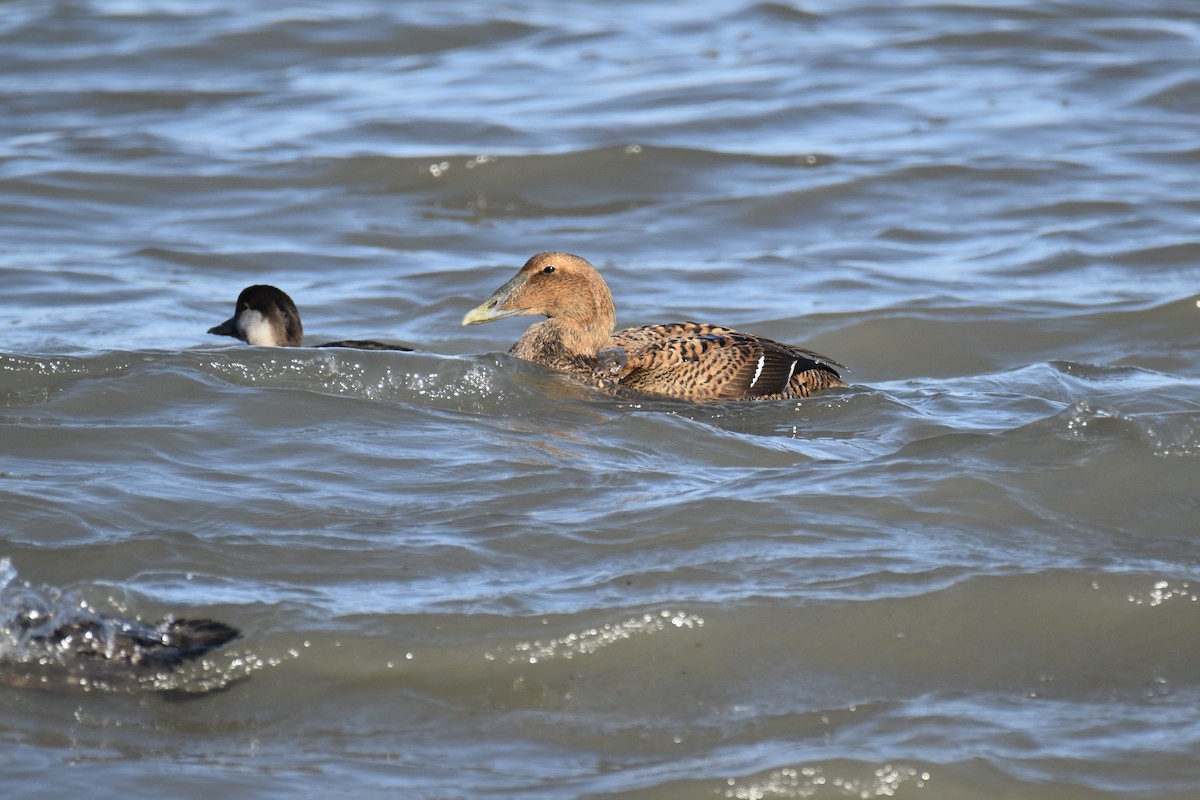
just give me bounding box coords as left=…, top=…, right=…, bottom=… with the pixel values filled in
left=597, top=322, right=844, bottom=401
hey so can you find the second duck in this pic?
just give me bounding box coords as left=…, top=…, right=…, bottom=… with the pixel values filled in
left=209, top=285, right=413, bottom=351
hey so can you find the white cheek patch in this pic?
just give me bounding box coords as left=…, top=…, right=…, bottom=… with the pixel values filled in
left=749, top=354, right=766, bottom=388
left=238, top=310, right=278, bottom=346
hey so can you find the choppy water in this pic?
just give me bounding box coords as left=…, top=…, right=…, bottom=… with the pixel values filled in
left=2, top=1, right=1200, bottom=797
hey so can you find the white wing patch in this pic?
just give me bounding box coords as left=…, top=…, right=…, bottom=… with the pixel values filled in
left=749, top=354, right=766, bottom=388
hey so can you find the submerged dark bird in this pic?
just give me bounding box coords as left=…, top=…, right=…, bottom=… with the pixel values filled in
left=209, top=284, right=413, bottom=351
left=1, top=609, right=240, bottom=692
left=28, top=617, right=240, bottom=670
left=461, top=252, right=846, bottom=401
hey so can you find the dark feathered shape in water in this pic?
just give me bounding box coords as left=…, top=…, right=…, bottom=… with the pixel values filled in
left=209, top=284, right=413, bottom=351
left=0, top=611, right=240, bottom=692
left=29, top=617, right=240, bottom=670
left=461, top=252, right=847, bottom=401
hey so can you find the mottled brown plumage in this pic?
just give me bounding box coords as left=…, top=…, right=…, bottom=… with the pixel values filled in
left=461, top=252, right=846, bottom=401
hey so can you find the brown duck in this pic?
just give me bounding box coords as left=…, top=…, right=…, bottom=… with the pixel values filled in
left=461, top=252, right=846, bottom=401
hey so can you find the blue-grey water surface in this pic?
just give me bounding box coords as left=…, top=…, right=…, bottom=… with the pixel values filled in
left=2, top=1, right=1200, bottom=797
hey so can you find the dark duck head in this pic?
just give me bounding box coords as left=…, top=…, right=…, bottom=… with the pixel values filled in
left=210, top=285, right=412, bottom=351
left=209, top=284, right=302, bottom=346
left=462, top=252, right=847, bottom=401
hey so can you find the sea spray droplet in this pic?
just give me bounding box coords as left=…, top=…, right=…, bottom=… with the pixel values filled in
left=492, top=609, right=704, bottom=663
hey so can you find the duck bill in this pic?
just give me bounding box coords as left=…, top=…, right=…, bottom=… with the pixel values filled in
left=460, top=273, right=531, bottom=326
left=208, top=316, right=238, bottom=337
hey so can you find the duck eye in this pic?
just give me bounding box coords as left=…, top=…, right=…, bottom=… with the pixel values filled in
left=541, top=264, right=556, bottom=274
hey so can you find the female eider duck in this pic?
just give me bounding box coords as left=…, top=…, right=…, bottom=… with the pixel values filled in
left=461, top=252, right=846, bottom=401
left=209, top=285, right=413, bottom=351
